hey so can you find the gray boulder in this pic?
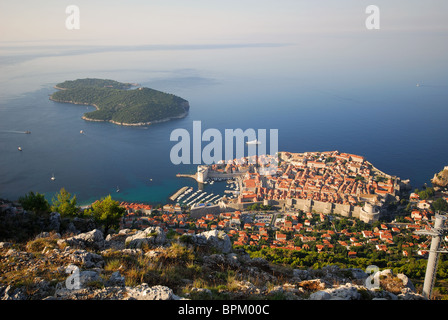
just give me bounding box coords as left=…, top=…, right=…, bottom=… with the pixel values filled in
left=349, top=268, right=368, bottom=281
left=191, top=230, right=232, bottom=253
left=125, top=227, right=166, bottom=249
left=79, top=270, right=102, bottom=288
left=125, top=284, right=182, bottom=300
left=70, top=249, right=105, bottom=268
left=58, top=229, right=105, bottom=250
left=310, top=283, right=361, bottom=300
left=60, top=267, right=103, bottom=291
left=397, top=273, right=416, bottom=292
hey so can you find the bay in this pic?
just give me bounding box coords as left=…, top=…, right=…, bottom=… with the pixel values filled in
left=1, top=41, right=447, bottom=205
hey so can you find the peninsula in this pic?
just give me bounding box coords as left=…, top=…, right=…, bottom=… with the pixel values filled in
left=178, top=151, right=412, bottom=224
left=49, top=78, right=190, bottom=126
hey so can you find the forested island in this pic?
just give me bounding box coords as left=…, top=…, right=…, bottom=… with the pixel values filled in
left=50, top=78, right=190, bottom=126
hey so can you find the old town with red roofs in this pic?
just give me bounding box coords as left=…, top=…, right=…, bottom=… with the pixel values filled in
left=116, top=151, right=448, bottom=259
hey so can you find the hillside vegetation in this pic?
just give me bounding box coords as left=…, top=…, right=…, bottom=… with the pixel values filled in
left=50, top=78, right=190, bottom=125
left=0, top=195, right=431, bottom=301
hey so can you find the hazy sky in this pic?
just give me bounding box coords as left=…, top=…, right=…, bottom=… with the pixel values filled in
left=1, top=0, right=447, bottom=46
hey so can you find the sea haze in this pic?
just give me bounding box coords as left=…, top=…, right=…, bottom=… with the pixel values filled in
left=0, top=38, right=447, bottom=205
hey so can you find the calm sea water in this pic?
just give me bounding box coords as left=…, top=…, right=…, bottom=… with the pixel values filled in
left=1, top=40, right=447, bottom=205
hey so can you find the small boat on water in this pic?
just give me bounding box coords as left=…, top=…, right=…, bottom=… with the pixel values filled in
left=25, top=131, right=31, bottom=134
left=116, top=186, right=120, bottom=193
left=80, top=130, right=84, bottom=134
left=246, top=139, right=261, bottom=145
left=18, top=146, right=22, bottom=151
left=51, top=173, right=55, bottom=181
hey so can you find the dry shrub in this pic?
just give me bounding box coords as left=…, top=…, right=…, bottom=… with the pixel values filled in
left=380, top=275, right=404, bottom=295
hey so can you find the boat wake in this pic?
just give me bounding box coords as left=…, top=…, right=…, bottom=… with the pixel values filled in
left=0, top=130, right=31, bottom=134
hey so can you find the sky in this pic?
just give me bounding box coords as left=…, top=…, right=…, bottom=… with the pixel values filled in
left=0, top=0, right=447, bottom=46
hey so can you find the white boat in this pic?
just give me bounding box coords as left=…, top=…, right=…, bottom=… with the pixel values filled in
left=18, top=147, right=22, bottom=151
left=416, top=83, right=420, bottom=87
left=80, top=130, right=84, bottom=134
left=246, top=139, right=261, bottom=145
left=116, top=186, right=120, bottom=192
left=51, top=173, right=55, bottom=181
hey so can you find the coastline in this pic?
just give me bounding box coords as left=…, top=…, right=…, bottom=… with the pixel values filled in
left=49, top=96, right=99, bottom=109
left=80, top=110, right=189, bottom=127
left=49, top=96, right=189, bottom=127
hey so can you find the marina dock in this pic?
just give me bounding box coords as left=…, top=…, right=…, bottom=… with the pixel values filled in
left=169, top=186, right=189, bottom=201
left=176, top=173, right=198, bottom=180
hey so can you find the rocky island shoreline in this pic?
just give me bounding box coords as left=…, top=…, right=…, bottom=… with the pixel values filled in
left=49, top=78, right=190, bottom=127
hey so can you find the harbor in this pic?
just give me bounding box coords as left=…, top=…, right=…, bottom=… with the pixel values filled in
left=169, top=175, right=241, bottom=209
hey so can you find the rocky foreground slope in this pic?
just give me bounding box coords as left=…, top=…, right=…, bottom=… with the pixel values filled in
left=0, top=223, right=424, bottom=301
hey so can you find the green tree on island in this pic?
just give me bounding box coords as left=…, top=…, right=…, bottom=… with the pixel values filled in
left=19, top=191, right=50, bottom=215
left=433, top=197, right=448, bottom=213
left=86, top=195, right=125, bottom=235
left=51, top=187, right=79, bottom=217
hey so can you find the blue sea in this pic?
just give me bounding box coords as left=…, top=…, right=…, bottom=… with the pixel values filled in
left=1, top=39, right=448, bottom=206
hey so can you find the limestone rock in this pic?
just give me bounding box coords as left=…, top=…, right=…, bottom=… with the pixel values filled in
left=125, top=284, right=182, bottom=300
left=70, top=249, right=105, bottom=268
left=190, top=230, right=232, bottom=253
left=310, top=283, right=361, bottom=300
left=349, top=268, right=368, bottom=280
left=397, top=273, right=416, bottom=292
left=125, top=227, right=166, bottom=249
left=79, top=270, right=102, bottom=288
left=234, top=280, right=261, bottom=295
left=58, top=229, right=105, bottom=251
left=431, top=166, right=448, bottom=187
